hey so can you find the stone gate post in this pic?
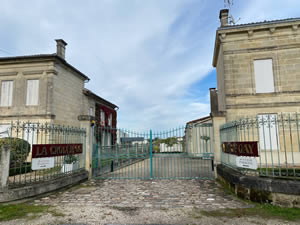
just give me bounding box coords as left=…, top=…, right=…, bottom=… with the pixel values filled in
left=79, top=116, right=94, bottom=179
left=0, top=145, right=10, bottom=191
left=211, top=114, right=226, bottom=164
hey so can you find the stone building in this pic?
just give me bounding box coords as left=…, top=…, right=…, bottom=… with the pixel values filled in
left=0, top=39, right=118, bottom=172
left=212, top=9, right=300, bottom=119
left=185, top=116, right=213, bottom=157
left=0, top=39, right=117, bottom=128
left=211, top=9, right=300, bottom=163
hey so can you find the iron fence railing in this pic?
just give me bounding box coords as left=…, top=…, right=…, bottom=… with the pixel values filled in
left=220, top=113, right=300, bottom=178
left=0, top=121, right=86, bottom=188
left=92, top=124, right=214, bottom=179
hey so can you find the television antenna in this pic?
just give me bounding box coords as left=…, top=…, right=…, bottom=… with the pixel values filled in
left=224, top=0, right=241, bottom=25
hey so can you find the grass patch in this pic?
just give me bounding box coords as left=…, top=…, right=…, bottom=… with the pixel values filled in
left=199, top=204, right=300, bottom=221
left=0, top=203, right=64, bottom=221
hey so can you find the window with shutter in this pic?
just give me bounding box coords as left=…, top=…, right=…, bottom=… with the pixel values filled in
left=26, top=80, right=39, bottom=106
left=254, top=59, right=275, bottom=93
left=0, top=80, right=13, bottom=106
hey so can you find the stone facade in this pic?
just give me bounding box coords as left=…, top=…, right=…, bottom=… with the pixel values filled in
left=0, top=39, right=118, bottom=175
left=212, top=9, right=300, bottom=120
left=0, top=39, right=117, bottom=127
left=211, top=10, right=300, bottom=164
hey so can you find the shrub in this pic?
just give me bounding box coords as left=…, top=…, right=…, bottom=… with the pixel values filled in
left=64, top=155, right=78, bottom=164
left=0, top=138, right=31, bottom=168
left=9, top=162, right=32, bottom=176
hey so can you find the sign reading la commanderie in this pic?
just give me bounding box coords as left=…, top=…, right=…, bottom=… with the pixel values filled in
left=32, top=144, right=83, bottom=158
left=221, top=141, right=258, bottom=157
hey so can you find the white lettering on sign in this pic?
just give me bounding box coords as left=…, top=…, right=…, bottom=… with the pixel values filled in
left=32, top=157, right=54, bottom=170
left=236, top=156, right=258, bottom=170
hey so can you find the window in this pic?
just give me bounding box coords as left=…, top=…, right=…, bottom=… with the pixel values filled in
left=258, top=114, right=279, bottom=150
left=108, top=114, right=112, bottom=127
left=254, top=59, right=275, bottom=93
left=89, top=107, right=93, bottom=116
left=0, top=81, right=13, bottom=106
left=107, top=133, right=111, bottom=146
left=100, top=110, right=105, bottom=125
left=26, top=79, right=39, bottom=106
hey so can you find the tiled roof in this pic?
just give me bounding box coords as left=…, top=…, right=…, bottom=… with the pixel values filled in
left=0, top=53, right=56, bottom=60
left=0, top=53, right=90, bottom=80
left=83, top=88, right=118, bottom=109
left=219, top=17, right=300, bottom=30
left=186, top=115, right=211, bottom=125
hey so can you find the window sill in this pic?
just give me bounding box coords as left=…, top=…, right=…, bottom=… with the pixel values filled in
left=25, top=105, right=39, bottom=107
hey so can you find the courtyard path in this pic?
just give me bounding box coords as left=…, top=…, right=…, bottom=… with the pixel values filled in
left=1, top=179, right=297, bottom=224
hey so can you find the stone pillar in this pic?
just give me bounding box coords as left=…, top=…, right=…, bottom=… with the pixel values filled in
left=79, top=115, right=94, bottom=179
left=211, top=113, right=226, bottom=164
left=1, top=145, right=10, bottom=191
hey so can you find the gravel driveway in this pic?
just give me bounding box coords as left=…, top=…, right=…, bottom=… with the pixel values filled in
left=0, top=179, right=297, bottom=224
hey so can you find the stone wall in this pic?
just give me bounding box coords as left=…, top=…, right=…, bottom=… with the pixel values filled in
left=0, top=61, right=55, bottom=120
left=0, top=58, right=93, bottom=126
left=52, top=63, right=86, bottom=126
left=0, top=170, right=88, bottom=203
left=217, top=164, right=300, bottom=207
left=215, top=20, right=300, bottom=121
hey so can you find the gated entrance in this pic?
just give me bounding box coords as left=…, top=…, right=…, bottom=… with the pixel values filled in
left=92, top=123, right=214, bottom=179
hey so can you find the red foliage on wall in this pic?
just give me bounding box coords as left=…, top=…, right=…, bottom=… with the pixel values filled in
left=95, top=103, right=117, bottom=145
left=95, top=104, right=117, bottom=128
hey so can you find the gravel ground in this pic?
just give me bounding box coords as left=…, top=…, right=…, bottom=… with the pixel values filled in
left=0, top=179, right=298, bottom=225
left=0, top=206, right=297, bottom=225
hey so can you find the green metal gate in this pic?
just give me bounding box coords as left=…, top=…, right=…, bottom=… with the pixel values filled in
left=92, top=123, right=214, bottom=179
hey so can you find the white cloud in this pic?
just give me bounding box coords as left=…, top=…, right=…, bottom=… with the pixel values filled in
left=0, top=1, right=298, bottom=131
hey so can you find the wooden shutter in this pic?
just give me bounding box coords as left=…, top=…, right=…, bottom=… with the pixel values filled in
left=26, top=80, right=39, bottom=105
left=0, top=81, right=13, bottom=106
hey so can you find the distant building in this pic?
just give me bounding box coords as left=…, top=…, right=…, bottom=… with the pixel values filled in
left=185, top=116, right=213, bottom=157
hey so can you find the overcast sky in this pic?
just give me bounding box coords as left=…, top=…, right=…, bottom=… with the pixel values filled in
left=1, top=0, right=300, bottom=131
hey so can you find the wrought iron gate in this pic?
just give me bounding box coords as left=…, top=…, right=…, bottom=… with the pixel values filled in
left=92, top=123, right=214, bottom=179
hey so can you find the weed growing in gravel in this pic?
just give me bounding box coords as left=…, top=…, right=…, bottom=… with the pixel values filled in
left=0, top=204, right=64, bottom=221
left=200, top=205, right=300, bottom=222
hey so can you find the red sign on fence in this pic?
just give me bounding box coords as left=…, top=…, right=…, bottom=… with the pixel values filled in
left=32, top=144, right=83, bottom=158
left=221, top=141, right=258, bottom=157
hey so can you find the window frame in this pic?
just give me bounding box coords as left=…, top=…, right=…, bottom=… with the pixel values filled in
left=89, top=107, right=94, bottom=116
left=250, top=54, right=279, bottom=94
left=26, top=79, right=40, bottom=106
left=108, top=113, right=112, bottom=127
left=253, top=58, right=275, bottom=94
left=0, top=80, right=14, bottom=107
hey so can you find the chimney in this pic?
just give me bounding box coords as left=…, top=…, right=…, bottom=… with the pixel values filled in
left=55, top=39, right=68, bottom=59
left=209, top=88, right=219, bottom=114
left=219, top=9, right=229, bottom=27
